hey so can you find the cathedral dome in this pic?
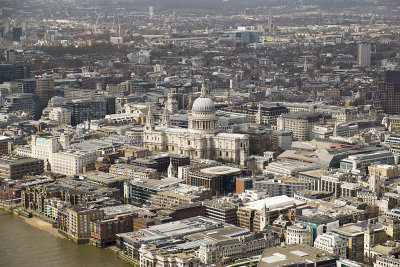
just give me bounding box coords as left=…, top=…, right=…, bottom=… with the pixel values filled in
left=192, top=97, right=215, bottom=112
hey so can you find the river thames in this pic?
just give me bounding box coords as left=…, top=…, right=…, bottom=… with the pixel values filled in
left=0, top=210, right=130, bottom=267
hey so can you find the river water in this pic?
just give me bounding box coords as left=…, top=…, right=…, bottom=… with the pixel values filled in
left=0, top=210, right=130, bottom=267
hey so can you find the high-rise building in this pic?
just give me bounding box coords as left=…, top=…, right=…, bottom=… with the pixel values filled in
left=378, top=70, right=400, bottom=114
left=0, top=64, right=30, bottom=83
left=48, top=107, right=72, bottom=125
left=5, top=50, right=16, bottom=63
left=12, top=27, right=22, bottom=41
left=17, top=78, right=37, bottom=94
left=357, top=43, right=371, bottom=68
left=36, top=78, right=55, bottom=114
left=239, top=31, right=260, bottom=44
left=268, top=17, right=273, bottom=33
left=0, top=156, right=44, bottom=179
left=63, top=97, right=107, bottom=125
left=277, top=112, right=329, bottom=141
left=4, top=22, right=10, bottom=33
left=1, top=93, right=39, bottom=119
left=149, top=6, right=154, bottom=17
left=21, top=21, right=27, bottom=33
left=384, top=70, right=400, bottom=91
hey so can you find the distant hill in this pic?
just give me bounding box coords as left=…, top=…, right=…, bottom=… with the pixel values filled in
left=113, top=0, right=376, bottom=13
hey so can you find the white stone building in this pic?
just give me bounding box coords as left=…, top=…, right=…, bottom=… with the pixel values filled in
left=277, top=112, right=327, bottom=141
left=375, top=256, right=400, bottom=267
left=143, top=81, right=249, bottom=165
left=198, top=233, right=280, bottom=264
left=20, top=134, right=98, bottom=176
left=51, top=150, right=98, bottom=176
left=286, top=223, right=313, bottom=246
left=314, top=232, right=347, bottom=258
left=254, top=176, right=311, bottom=197
left=48, top=107, right=72, bottom=125
left=139, top=245, right=200, bottom=267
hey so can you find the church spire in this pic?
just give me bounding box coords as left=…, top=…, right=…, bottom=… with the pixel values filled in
left=333, top=119, right=338, bottom=137
left=256, top=102, right=262, bottom=125
left=167, top=159, right=176, bottom=178
left=161, top=106, right=170, bottom=128
left=200, top=79, right=207, bottom=97
left=145, top=105, right=154, bottom=131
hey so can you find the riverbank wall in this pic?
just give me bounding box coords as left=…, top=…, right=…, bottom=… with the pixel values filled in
left=0, top=203, right=31, bottom=217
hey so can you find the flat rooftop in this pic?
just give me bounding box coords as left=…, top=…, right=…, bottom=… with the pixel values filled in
left=244, top=195, right=302, bottom=211
left=101, top=204, right=143, bottom=217
left=347, top=151, right=393, bottom=161
left=259, top=244, right=337, bottom=267
left=0, top=157, right=42, bottom=166
left=200, top=166, right=242, bottom=175
left=298, top=169, right=326, bottom=178
left=83, top=171, right=127, bottom=184
left=117, top=216, right=225, bottom=243
left=129, top=177, right=183, bottom=191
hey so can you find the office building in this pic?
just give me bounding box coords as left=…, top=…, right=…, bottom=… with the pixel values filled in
left=286, top=223, right=314, bottom=246
left=239, top=31, right=260, bottom=44
left=114, top=95, right=138, bottom=114
left=258, top=244, right=338, bottom=267
left=375, top=256, right=400, bottom=267
left=0, top=64, right=30, bottom=83
left=36, top=78, right=55, bottom=113
left=124, top=177, right=182, bottom=204
left=333, top=221, right=387, bottom=262
left=30, top=135, right=64, bottom=163
left=116, top=216, right=225, bottom=263
left=51, top=150, right=98, bottom=176
left=139, top=247, right=200, bottom=267
left=204, top=200, right=238, bottom=225
left=198, top=230, right=280, bottom=265
left=271, top=130, right=293, bottom=153
left=188, top=165, right=246, bottom=196
left=17, top=78, right=36, bottom=94
left=340, top=151, right=395, bottom=175
left=81, top=75, right=111, bottom=90
left=109, top=164, right=158, bottom=180
left=277, top=112, right=329, bottom=141
left=358, top=43, right=371, bottom=68
left=48, top=107, right=72, bottom=125
left=313, top=233, right=347, bottom=258
left=151, top=184, right=211, bottom=209
left=63, top=97, right=107, bottom=125
left=1, top=93, right=39, bottom=119
left=254, top=176, right=311, bottom=197
left=0, top=156, right=43, bottom=179
left=237, top=195, right=300, bottom=232
left=378, top=70, right=400, bottom=114
left=236, top=177, right=254, bottom=194
left=12, top=27, right=22, bottom=41
left=220, top=104, right=289, bottom=127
